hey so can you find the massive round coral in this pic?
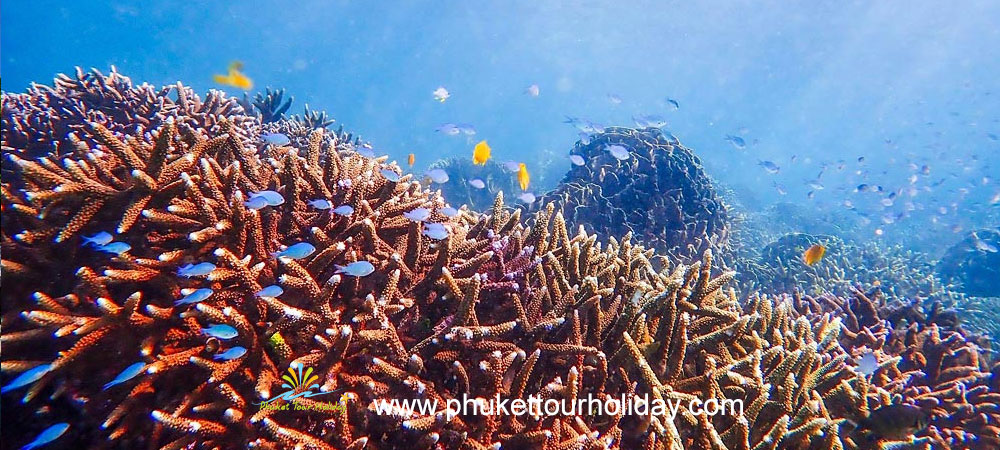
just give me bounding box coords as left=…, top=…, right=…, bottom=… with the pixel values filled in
left=528, top=127, right=729, bottom=263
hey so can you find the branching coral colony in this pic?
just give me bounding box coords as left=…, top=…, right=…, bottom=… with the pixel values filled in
left=2, top=69, right=999, bottom=449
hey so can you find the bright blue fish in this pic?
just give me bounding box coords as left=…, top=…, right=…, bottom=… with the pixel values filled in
left=202, top=324, right=239, bottom=340
left=261, top=133, right=291, bottom=146
left=425, top=169, right=449, bottom=184
left=335, top=261, right=375, bottom=277
left=175, top=288, right=214, bottom=306
left=308, top=199, right=332, bottom=210
left=1, top=363, right=52, bottom=393
left=272, top=242, right=316, bottom=260
left=380, top=169, right=401, bottom=182
left=177, top=262, right=216, bottom=278
left=249, top=190, right=285, bottom=206
left=332, top=205, right=354, bottom=216
left=403, top=207, right=431, bottom=222
left=255, top=285, right=284, bottom=297
left=214, top=346, right=247, bottom=361
left=244, top=196, right=268, bottom=210
left=423, top=223, right=449, bottom=240
left=82, top=231, right=113, bottom=247
left=96, top=242, right=131, bottom=255
left=103, top=362, right=146, bottom=390
left=21, top=423, right=69, bottom=450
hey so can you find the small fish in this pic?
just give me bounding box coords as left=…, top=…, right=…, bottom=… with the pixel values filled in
left=408, top=153, right=416, bottom=167
left=433, top=86, right=450, bottom=102
left=803, top=244, right=826, bottom=266
left=518, top=192, right=536, bottom=203
left=244, top=196, right=269, bottom=210
left=525, top=84, right=540, bottom=97
left=502, top=161, right=521, bottom=173
left=856, top=352, right=878, bottom=376
left=569, top=154, right=585, bottom=166
left=356, top=146, right=376, bottom=158
left=971, top=232, right=998, bottom=253
left=1, top=363, right=52, bottom=393
left=82, top=231, right=113, bottom=247
left=249, top=190, right=285, bottom=206
left=272, top=242, right=316, bottom=259
left=468, top=178, right=486, bottom=189
left=103, top=362, right=146, bottom=390
left=517, top=163, right=530, bottom=191
left=857, top=156, right=865, bottom=163
left=335, top=261, right=376, bottom=277
left=773, top=182, right=787, bottom=195
left=724, top=135, right=746, bottom=149
left=435, top=123, right=461, bottom=135
left=21, top=423, right=69, bottom=450
left=457, top=124, right=477, bottom=135
left=214, top=346, right=248, bottom=361
left=332, top=205, right=354, bottom=216
left=175, top=288, right=214, bottom=306
left=988, top=133, right=998, bottom=142
left=440, top=206, right=460, bottom=217
left=758, top=160, right=780, bottom=174
left=202, top=324, right=239, bottom=340
left=473, top=140, right=491, bottom=165
left=255, top=285, right=284, bottom=298
left=308, top=199, right=332, bottom=210
left=633, top=114, right=667, bottom=128
left=857, top=404, right=930, bottom=440
left=423, top=223, right=449, bottom=240
left=856, top=184, right=870, bottom=193
left=213, top=61, right=253, bottom=90
left=666, top=98, right=680, bottom=109
left=606, top=144, right=630, bottom=161
left=403, top=207, right=431, bottom=222
left=425, top=168, right=449, bottom=184
left=607, top=93, right=622, bottom=104
left=177, top=262, right=216, bottom=278
left=261, top=133, right=290, bottom=146
left=97, top=242, right=131, bottom=255
left=380, top=169, right=401, bottom=182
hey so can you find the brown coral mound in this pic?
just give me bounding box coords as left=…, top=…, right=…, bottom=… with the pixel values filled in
left=528, top=127, right=729, bottom=263
left=3, top=71, right=999, bottom=449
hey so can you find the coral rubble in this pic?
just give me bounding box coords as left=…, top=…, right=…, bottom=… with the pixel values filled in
left=3, top=70, right=999, bottom=450
left=528, top=127, right=730, bottom=263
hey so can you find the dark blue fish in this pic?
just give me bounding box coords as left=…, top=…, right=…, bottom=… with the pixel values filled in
left=214, top=346, right=247, bottom=361
left=175, top=288, right=214, bottom=306
left=202, top=324, right=239, bottom=340
left=103, top=362, right=146, bottom=390
left=261, top=133, right=291, bottom=146
left=21, top=423, right=69, bottom=450
left=96, top=242, right=131, bottom=255
left=255, top=285, right=284, bottom=297
left=666, top=98, right=680, bottom=109
left=177, top=262, right=216, bottom=278
left=82, top=231, right=113, bottom=247
left=1, top=363, right=52, bottom=393
left=272, top=242, right=316, bottom=259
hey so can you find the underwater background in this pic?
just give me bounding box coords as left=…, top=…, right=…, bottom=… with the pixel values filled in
left=2, top=1, right=1000, bottom=449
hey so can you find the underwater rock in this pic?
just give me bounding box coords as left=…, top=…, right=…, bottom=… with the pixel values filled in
left=528, top=126, right=729, bottom=263
left=4, top=69, right=1000, bottom=450
left=425, top=157, right=519, bottom=211
left=936, top=228, right=1000, bottom=297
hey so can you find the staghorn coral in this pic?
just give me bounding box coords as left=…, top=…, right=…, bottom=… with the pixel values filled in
left=4, top=70, right=1000, bottom=450
left=528, top=126, right=729, bottom=263
left=425, top=157, right=521, bottom=212
left=242, top=87, right=294, bottom=124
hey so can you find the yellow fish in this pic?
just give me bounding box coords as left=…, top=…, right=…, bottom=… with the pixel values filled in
left=213, top=61, right=253, bottom=90
left=803, top=244, right=826, bottom=266
left=473, top=140, right=491, bottom=165
left=408, top=153, right=415, bottom=167
left=517, top=163, right=530, bottom=191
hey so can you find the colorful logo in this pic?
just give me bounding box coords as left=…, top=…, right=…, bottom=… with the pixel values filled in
left=254, top=362, right=341, bottom=407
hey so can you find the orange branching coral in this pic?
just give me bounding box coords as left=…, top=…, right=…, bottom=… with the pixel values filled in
left=4, top=71, right=1000, bottom=450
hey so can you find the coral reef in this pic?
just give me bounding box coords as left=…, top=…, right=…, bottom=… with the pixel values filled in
left=528, top=127, right=729, bottom=263
left=4, top=70, right=1000, bottom=450
left=936, top=228, right=1000, bottom=298
left=242, top=87, right=294, bottom=124
left=425, top=157, right=520, bottom=211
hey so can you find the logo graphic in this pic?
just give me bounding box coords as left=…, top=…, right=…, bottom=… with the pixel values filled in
left=254, top=362, right=342, bottom=408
